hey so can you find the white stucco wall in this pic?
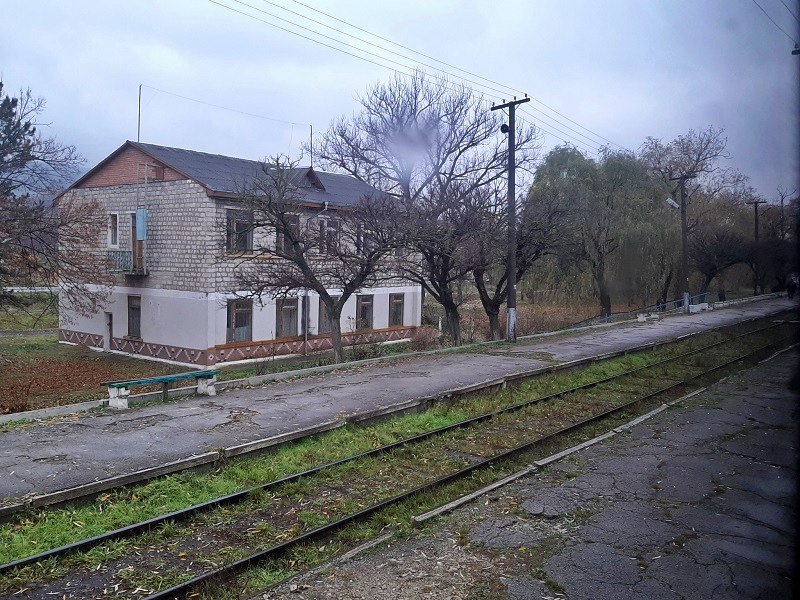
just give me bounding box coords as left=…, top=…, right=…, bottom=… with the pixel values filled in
left=61, top=287, right=211, bottom=350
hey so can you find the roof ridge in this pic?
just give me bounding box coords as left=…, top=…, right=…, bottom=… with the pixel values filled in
left=130, top=140, right=313, bottom=169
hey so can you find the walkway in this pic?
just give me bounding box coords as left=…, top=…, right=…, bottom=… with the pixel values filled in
left=0, top=297, right=793, bottom=504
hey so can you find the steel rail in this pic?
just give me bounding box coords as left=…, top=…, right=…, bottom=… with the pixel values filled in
left=0, top=320, right=787, bottom=577
left=147, top=333, right=790, bottom=600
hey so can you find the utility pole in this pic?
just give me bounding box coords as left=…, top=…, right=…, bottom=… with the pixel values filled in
left=746, top=198, right=767, bottom=296
left=669, top=173, right=697, bottom=313
left=137, top=84, right=142, bottom=142
left=491, top=95, right=529, bottom=342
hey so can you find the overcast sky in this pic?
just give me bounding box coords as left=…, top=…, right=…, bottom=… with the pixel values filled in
left=3, top=0, right=798, bottom=198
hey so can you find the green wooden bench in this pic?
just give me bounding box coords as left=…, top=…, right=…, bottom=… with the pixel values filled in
left=101, top=370, right=218, bottom=409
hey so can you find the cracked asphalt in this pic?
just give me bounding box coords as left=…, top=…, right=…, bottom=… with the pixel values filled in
left=262, top=341, right=797, bottom=600
left=0, top=297, right=793, bottom=504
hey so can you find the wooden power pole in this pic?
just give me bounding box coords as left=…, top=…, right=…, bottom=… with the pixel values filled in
left=746, top=198, right=767, bottom=295
left=491, top=96, right=529, bottom=342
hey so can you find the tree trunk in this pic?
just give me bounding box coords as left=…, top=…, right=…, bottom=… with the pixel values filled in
left=443, top=302, right=461, bottom=345
left=328, top=308, right=344, bottom=363
left=660, top=267, right=674, bottom=303
left=487, top=310, right=502, bottom=341
left=597, top=277, right=612, bottom=317
left=472, top=268, right=506, bottom=341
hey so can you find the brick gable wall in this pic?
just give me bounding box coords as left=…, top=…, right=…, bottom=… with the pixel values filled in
left=79, top=146, right=185, bottom=188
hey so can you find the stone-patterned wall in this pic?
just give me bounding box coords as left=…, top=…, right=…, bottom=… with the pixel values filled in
left=66, top=180, right=217, bottom=292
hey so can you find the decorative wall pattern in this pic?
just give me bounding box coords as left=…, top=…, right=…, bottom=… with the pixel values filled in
left=59, top=326, right=422, bottom=367
left=59, top=329, right=104, bottom=348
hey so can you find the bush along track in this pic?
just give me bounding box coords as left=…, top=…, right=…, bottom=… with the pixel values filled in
left=0, top=317, right=794, bottom=599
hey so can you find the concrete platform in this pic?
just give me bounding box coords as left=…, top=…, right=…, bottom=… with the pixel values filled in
left=0, top=297, right=794, bottom=505
left=261, top=334, right=798, bottom=600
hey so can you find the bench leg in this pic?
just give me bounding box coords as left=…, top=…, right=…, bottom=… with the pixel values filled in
left=197, top=375, right=217, bottom=396
left=108, top=386, right=130, bottom=409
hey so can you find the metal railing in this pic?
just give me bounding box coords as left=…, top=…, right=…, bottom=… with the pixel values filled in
left=107, top=250, right=147, bottom=275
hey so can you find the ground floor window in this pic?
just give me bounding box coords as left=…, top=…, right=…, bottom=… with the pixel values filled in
left=318, top=296, right=340, bottom=334
left=127, top=295, right=141, bottom=338
left=226, top=299, right=252, bottom=342
left=277, top=298, right=299, bottom=338
left=389, top=293, right=404, bottom=327
left=355, top=294, right=373, bottom=330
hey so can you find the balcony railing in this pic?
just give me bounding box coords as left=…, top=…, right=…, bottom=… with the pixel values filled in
left=107, top=250, right=148, bottom=276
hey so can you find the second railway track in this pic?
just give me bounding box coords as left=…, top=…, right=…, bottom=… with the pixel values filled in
left=0, top=314, right=795, bottom=599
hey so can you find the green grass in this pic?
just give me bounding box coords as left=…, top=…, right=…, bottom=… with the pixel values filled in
left=0, top=293, right=58, bottom=330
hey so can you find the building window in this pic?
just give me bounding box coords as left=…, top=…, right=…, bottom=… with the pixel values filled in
left=108, top=213, right=119, bottom=247
left=276, top=298, right=299, bottom=338
left=226, top=299, right=252, bottom=343
left=355, top=294, right=373, bottom=330
left=127, top=295, right=141, bottom=338
left=276, top=214, right=300, bottom=255
left=226, top=210, right=253, bottom=253
left=318, top=218, right=340, bottom=255
left=318, top=296, right=340, bottom=334
left=389, top=293, right=404, bottom=327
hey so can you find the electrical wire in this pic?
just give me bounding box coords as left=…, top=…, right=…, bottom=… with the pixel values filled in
left=140, top=83, right=310, bottom=126
left=751, top=0, right=799, bottom=42
left=207, top=0, right=611, bottom=155
left=274, top=0, right=625, bottom=150
left=778, top=0, right=800, bottom=25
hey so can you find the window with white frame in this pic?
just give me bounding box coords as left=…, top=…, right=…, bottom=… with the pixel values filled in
left=108, top=213, right=119, bottom=247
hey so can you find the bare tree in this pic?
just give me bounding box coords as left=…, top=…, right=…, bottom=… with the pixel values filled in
left=228, top=156, right=400, bottom=363
left=313, top=71, right=539, bottom=343
left=0, top=82, right=111, bottom=316
left=472, top=187, right=567, bottom=339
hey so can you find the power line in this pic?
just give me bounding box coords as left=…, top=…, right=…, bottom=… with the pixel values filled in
left=140, top=83, right=310, bottom=126
left=207, top=0, right=612, bottom=154
left=282, top=0, right=528, bottom=97
left=751, top=0, right=799, bottom=42
left=778, top=0, right=800, bottom=25
left=278, top=0, right=625, bottom=150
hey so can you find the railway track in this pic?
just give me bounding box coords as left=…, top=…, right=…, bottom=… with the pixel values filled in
left=0, top=317, right=795, bottom=599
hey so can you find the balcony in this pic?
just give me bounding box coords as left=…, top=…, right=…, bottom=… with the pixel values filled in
left=107, top=250, right=148, bottom=277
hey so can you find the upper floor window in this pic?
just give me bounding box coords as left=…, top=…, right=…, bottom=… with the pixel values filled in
left=276, top=214, right=300, bottom=255
left=226, top=210, right=253, bottom=253
left=318, top=218, right=340, bottom=256
left=108, top=213, right=119, bottom=247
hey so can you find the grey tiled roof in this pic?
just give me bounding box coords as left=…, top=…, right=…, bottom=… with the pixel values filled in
left=130, top=141, right=381, bottom=207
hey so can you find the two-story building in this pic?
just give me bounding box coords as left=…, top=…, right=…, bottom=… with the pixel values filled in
left=57, top=141, right=422, bottom=366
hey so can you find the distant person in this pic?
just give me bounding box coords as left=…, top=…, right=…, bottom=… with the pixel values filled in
left=787, top=278, right=797, bottom=300
left=718, top=289, right=726, bottom=301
